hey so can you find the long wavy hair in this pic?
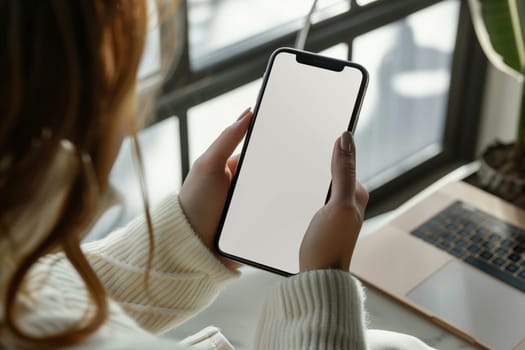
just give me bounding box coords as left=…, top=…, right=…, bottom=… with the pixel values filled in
left=0, top=0, right=161, bottom=347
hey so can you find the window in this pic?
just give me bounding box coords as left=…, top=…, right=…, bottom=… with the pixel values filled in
left=353, top=1, right=459, bottom=189
left=155, top=0, right=487, bottom=201
left=188, top=0, right=349, bottom=69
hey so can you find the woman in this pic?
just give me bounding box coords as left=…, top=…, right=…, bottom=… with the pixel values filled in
left=0, top=1, right=433, bottom=349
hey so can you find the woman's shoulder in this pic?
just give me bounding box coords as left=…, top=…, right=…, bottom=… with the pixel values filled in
left=4, top=254, right=159, bottom=349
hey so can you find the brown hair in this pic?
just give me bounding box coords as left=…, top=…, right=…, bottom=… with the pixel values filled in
left=0, top=0, right=148, bottom=346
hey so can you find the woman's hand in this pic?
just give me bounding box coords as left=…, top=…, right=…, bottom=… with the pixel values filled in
left=179, top=108, right=252, bottom=270
left=300, top=131, right=369, bottom=272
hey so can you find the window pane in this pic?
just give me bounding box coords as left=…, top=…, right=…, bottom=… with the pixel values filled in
left=352, top=0, right=460, bottom=189
left=356, top=0, right=377, bottom=6
left=319, top=42, right=349, bottom=60
left=86, top=118, right=181, bottom=242
left=188, top=0, right=349, bottom=68
left=188, top=80, right=262, bottom=165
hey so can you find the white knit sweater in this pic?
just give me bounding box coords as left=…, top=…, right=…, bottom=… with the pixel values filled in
left=0, top=194, right=367, bottom=349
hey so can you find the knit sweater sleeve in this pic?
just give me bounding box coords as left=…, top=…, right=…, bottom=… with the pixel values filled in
left=82, top=194, right=239, bottom=334
left=254, top=269, right=367, bottom=349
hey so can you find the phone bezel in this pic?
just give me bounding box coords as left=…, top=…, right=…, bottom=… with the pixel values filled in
left=215, top=47, right=369, bottom=276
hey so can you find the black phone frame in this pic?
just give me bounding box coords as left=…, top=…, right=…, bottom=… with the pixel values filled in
left=215, top=47, right=369, bottom=276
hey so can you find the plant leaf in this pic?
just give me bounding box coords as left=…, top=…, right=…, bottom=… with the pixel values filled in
left=508, top=0, right=525, bottom=71
left=469, top=0, right=523, bottom=75
left=481, top=0, right=522, bottom=72
left=469, top=0, right=525, bottom=143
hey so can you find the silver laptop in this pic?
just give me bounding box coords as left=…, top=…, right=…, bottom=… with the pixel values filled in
left=351, top=179, right=525, bottom=349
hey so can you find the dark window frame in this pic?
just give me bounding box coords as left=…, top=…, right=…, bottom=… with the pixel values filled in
left=156, top=0, right=487, bottom=205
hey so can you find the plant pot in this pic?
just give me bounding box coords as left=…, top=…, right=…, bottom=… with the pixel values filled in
left=477, top=142, right=525, bottom=209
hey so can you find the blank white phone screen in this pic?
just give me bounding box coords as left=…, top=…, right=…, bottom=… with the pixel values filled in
left=218, top=51, right=365, bottom=275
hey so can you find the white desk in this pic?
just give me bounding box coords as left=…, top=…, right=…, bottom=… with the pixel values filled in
left=86, top=118, right=476, bottom=349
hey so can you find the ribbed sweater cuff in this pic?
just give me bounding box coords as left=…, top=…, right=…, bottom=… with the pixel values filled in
left=255, top=269, right=367, bottom=349
left=84, top=193, right=238, bottom=285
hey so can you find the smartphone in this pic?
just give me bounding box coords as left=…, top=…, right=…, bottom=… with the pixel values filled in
left=216, top=48, right=368, bottom=276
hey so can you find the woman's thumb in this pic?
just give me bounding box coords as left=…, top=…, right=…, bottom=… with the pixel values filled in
left=330, top=131, right=357, bottom=206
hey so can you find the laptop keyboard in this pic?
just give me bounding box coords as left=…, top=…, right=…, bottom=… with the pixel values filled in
left=411, top=201, right=525, bottom=293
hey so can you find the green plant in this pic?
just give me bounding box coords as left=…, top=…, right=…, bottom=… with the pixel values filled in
left=469, top=0, right=525, bottom=152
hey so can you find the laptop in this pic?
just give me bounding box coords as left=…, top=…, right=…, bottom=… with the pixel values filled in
left=351, top=174, right=525, bottom=349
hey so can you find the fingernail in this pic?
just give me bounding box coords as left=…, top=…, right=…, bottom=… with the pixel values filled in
left=340, top=131, right=354, bottom=153
left=236, top=107, right=251, bottom=122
